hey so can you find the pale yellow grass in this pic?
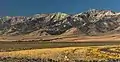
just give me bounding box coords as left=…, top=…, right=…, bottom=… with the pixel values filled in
left=0, top=47, right=82, bottom=59
left=0, top=45, right=120, bottom=60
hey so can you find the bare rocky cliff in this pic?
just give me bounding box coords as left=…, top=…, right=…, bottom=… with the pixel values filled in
left=0, top=9, right=120, bottom=36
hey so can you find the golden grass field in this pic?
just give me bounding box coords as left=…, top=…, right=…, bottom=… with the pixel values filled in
left=0, top=44, right=120, bottom=62
left=0, top=45, right=120, bottom=59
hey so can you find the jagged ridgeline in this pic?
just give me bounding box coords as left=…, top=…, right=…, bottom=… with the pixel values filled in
left=0, top=9, right=120, bottom=36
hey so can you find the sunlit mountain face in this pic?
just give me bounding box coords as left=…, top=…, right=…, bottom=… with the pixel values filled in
left=0, top=9, right=120, bottom=36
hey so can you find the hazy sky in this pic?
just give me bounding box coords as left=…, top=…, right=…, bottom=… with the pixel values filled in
left=0, top=0, right=120, bottom=16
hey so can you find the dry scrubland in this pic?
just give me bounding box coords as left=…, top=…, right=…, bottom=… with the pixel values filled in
left=0, top=34, right=120, bottom=62
left=0, top=45, right=120, bottom=62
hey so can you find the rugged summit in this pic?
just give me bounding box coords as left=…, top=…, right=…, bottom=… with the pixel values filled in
left=0, top=9, right=120, bottom=36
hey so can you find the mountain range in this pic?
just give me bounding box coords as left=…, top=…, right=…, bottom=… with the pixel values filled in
left=0, top=9, right=120, bottom=36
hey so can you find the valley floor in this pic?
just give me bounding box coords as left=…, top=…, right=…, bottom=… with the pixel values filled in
left=0, top=34, right=120, bottom=42
left=0, top=34, right=120, bottom=62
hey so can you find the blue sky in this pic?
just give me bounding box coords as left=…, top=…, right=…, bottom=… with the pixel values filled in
left=0, top=0, right=120, bottom=16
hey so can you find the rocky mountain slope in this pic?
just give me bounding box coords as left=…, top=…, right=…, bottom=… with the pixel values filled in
left=0, top=9, right=120, bottom=36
